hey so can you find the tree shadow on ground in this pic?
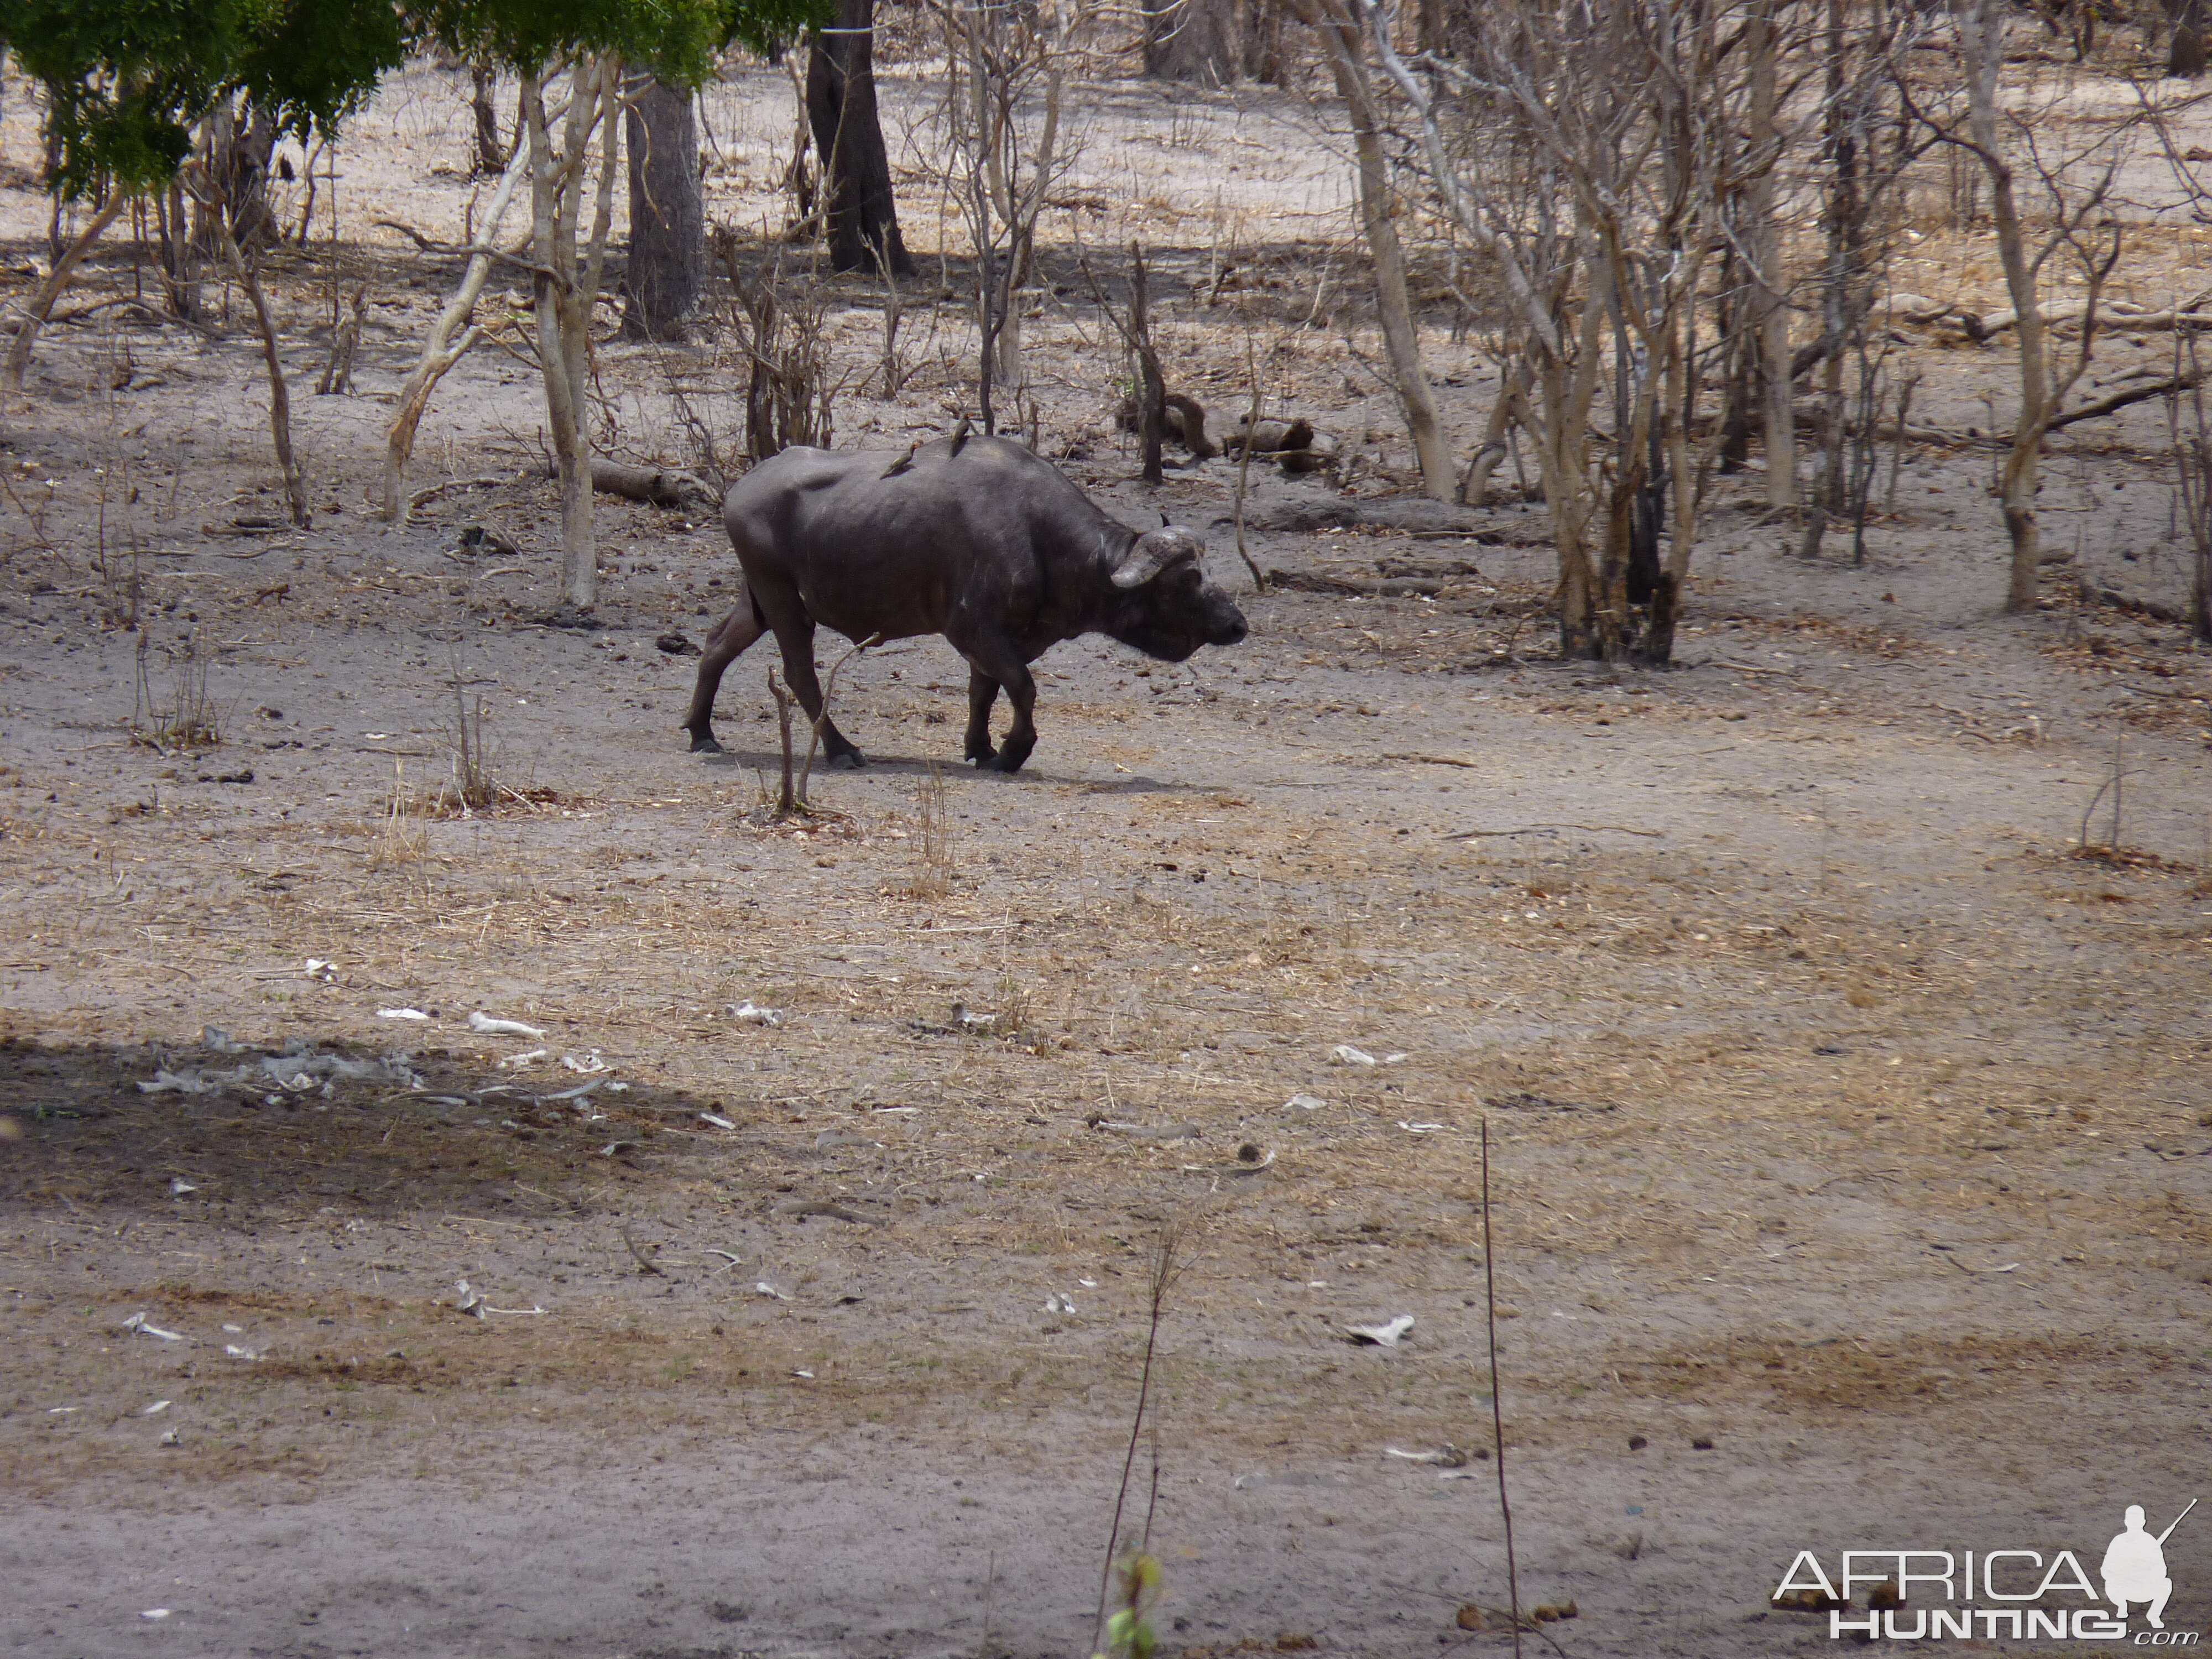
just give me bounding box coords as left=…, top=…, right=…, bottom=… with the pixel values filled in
left=0, top=1031, right=721, bottom=1224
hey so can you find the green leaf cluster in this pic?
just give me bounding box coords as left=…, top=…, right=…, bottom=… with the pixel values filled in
left=2, top=0, right=832, bottom=200
left=416, top=0, right=830, bottom=82
left=2, top=0, right=407, bottom=195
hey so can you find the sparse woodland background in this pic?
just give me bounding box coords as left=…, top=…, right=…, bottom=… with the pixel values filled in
left=7, top=0, right=2212, bottom=654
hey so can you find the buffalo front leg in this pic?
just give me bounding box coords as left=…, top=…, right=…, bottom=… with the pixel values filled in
left=964, top=669, right=1001, bottom=764
left=765, top=608, right=866, bottom=769
left=682, top=599, right=766, bottom=753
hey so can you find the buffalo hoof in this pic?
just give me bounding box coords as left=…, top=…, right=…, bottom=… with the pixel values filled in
left=967, top=748, right=997, bottom=766
left=829, top=750, right=867, bottom=770
left=688, top=733, right=724, bottom=755
left=987, top=753, right=1029, bottom=775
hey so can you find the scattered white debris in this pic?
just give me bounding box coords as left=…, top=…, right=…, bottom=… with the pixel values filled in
left=142, top=1400, right=171, bottom=1416
left=1345, top=1315, right=1417, bottom=1348
left=377, top=1007, right=430, bottom=1021
left=698, top=1112, right=737, bottom=1130
left=221, top=1324, right=243, bottom=1334
left=606, top=1081, right=629, bottom=1092
left=705, top=1249, right=743, bottom=1265
left=303, top=959, right=336, bottom=983
left=138, top=1070, right=218, bottom=1096
left=122, top=1312, right=184, bottom=1343
left=953, top=1002, right=996, bottom=1030
left=560, top=1051, right=607, bottom=1074
left=727, top=1001, right=781, bottom=1026
left=1044, top=1292, right=1077, bottom=1315
left=168, top=1178, right=198, bottom=1196
left=159, top=1427, right=180, bottom=1447
left=755, top=1282, right=790, bottom=1301
left=1329, top=1045, right=1378, bottom=1066
left=223, top=1345, right=261, bottom=1361
left=539, top=1078, right=604, bottom=1102
left=498, top=1048, right=550, bottom=1070
left=793, top=1369, right=815, bottom=1379
left=200, top=1027, right=245, bottom=1053
left=1079, top=1278, right=1098, bottom=1288
left=1286, top=1094, right=1327, bottom=1112
left=870, top=1105, right=919, bottom=1115
left=468, top=1011, right=545, bottom=1038
left=454, top=1280, right=487, bottom=1319
left=1397, top=1121, right=1452, bottom=1135
left=46, top=1406, right=79, bottom=1415
left=1385, top=1444, right=1471, bottom=1467
left=140, top=1609, right=174, bottom=1621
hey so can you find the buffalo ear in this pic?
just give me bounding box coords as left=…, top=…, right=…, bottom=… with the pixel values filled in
left=1111, top=530, right=1193, bottom=589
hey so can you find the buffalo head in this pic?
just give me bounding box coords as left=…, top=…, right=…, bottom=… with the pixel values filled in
left=1105, top=527, right=1249, bottom=662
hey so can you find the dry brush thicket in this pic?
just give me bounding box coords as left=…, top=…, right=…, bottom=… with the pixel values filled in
left=12, top=4, right=2212, bottom=654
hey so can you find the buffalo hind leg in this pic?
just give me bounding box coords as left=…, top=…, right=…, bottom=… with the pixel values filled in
left=983, top=662, right=1039, bottom=774
left=964, top=669, right=1000, bottom=764
left=764, top=606, right=866, bottom=768
left=682, top=600, right=765, bottom=753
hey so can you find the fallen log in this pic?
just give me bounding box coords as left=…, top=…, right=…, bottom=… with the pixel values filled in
left=538, top=458, right=719, bottom=509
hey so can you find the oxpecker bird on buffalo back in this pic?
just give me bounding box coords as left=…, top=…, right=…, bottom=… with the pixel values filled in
left=681, top=436, right=1249, bottom=774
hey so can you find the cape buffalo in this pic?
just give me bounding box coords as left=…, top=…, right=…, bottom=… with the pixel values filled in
left=681, top=436, right=1249, bottom=774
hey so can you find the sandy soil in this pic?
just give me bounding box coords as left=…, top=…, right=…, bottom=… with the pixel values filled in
left=3, top=48, right=2212, bottom=1659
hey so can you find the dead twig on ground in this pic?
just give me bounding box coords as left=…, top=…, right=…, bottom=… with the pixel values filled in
left=1448, top=823, right=1661, bottom=839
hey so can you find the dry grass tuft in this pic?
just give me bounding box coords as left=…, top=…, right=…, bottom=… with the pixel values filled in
left=367, top=762, right=430, bottom=869
left=907, top=762, right=953, bottom=898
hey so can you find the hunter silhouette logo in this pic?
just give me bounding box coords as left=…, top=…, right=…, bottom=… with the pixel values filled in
left=2105, top=1501, right=2193, bottom=1631
left=1775, top=1500, right=2201, bottom=1642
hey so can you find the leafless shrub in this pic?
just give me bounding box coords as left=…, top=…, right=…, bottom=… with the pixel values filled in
left=433, top=655, right=502, bottom=815
left=131, top=630, right=221, bottom=753
left=926, top=0, right=1086, bottom=435
left=713, top=231, right=843, bottom=462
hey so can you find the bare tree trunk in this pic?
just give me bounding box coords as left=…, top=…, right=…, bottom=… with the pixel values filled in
left=1293, top=0, right=1453, bottom=499
left=1146, top=0, right=1239, bottom=84
left=808, top=0, right=914, bottom=276
left=3, top=190, right=127, bottom=395
left=383, top=143, right=529, bottom=519
left=213, top=206, right=310, bottom=526
left=1747, top=0, right=1796, bottom=509
left=622, top=79, right=702, bottom=340
left=1958, top=0, right=2046, bottom=610
left=1460, top=358, right=1528, bottom=505
left=524, top=57, right=619, bottom=614
left=471, top=62, right=508, bottom=175
left=1242, top=0, right=1285, bottom=81
left=2171, top=0, right=2207, bottom=76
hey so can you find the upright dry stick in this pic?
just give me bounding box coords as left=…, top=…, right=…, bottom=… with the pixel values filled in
left=1481, top=1118, right=1522, bottom=1658
left=796, top=633, right=883, bottom=802
left=1230, top=336, right=1268, bottom=593
left=1093, top=1220, right=1184, bottom=1654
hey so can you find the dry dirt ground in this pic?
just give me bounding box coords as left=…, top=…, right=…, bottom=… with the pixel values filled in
left=3, top=51, right=2212, bottom=1659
